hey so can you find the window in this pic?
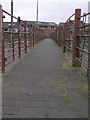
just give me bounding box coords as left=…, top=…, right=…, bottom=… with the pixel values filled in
left=51, top=26, right=54, bottom=29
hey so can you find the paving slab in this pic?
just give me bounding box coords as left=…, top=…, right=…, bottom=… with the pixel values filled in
left=2, top=39, right=88, bottom=118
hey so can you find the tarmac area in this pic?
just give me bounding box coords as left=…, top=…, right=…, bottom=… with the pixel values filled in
left=2, top=39, right=88, bottom=118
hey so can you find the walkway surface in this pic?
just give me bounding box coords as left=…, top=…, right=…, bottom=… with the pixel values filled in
left=2, top=39, right=88, bottom=118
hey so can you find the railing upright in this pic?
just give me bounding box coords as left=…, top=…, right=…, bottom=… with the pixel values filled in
left=18, top=17, right=21, bottom=58
left=0, top=5, right=5, bottom=72
left=29, top=24, right=32, bottom=48
left=63, top=23, right=66, bottom=52
left=24, top=21, right=27, bottom=53
left=32, top=26, right=35, bottom=47
left=72, top=9, right=81, bottom=66
left=88, top=25, right=90, bottom=80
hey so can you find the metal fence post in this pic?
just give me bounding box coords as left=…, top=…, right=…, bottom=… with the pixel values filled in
left=32, top=26, right=35, bottom=47
left=72, top=9, right=81, bottom=66
left=11, top=22, right=15, bottom=61
left=28, top=24, right=30, bottom=48
left=88, top=23, right=90, bottom=81
left=59, top=27, right=62, bottom=47
left=0, top=5, right=2, bottom=71
left=0, top=5, right=5, bottom=72
left=24, top=21, right=27, bottom=53
left=63, top=23, right=66, bottom=52
left=18, top=17, right=21, bottom=58
left=34, top=27, right=36, bottom=45
left=30, top=24, right=32, bottom=48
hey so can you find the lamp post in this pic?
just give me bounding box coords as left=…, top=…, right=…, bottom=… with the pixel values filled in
left=11, top=0, right=15, bottom=60
left=88, top=1, right=90, bottom=23
left=36, top=0, right=38, bottom=22
left=11, top=0, right=13, bottom=33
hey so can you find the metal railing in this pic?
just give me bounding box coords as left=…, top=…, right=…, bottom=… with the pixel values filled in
left=51, top=9, right=90, bottom=79
left=0, top=5, right=46, bottom=72
left=75, top=12, right=90, bottom=75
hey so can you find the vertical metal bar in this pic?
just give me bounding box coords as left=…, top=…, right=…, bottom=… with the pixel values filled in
left=30, top=24, right=32, bottom=48
left=59, top=27, right=62, bottom=47
left=88, top=18, right=90, bottom=81
left=11, top=0, right=13, bottom=28
left=24, top=21, right=27, bottom=53
left=88, top=2, right=90, bottom=117
left=35, top=27, right=37, bottom=44
left=56, top=28, right=58, bottom=43
left=0, top=5, right=5, bottom=72
left=72, top=9, right=81, bottom=66
left=34, top=27, right=36, bottom=45
left=0, top=5, right=2, bottom=119
left=0, top=5, right=2, bottom=71
left=11, top=0, right=15, bottom=60
left=63, top=23, right=66, bottom=52
left=57, top=27, right=60, bottom=45
left=32, top=26, right=34, bottom=47
left=88, top=34, right=90, bottom=79
left=12, top=32, right=15, bottom=60
left=28, top=24, right=30, bottom=48
left=36, top=0, right=38, bottom=22
left=12, top=29, right=15, bottom=60
left=18, top=17, right=21, bottom=58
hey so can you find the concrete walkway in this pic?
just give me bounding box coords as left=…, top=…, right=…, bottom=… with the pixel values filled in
left=2, top=39, right=88, bottom=118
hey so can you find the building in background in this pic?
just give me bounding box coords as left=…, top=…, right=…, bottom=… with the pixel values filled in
left=3, top=21, right=57, bottom=38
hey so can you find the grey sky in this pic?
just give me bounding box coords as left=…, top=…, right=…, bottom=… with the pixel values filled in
left=0, top=0, right=89, bottom=24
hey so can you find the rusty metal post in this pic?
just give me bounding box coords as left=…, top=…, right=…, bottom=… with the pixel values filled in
left=30, top=24, right=32, bottom=48
left=18, top=17, right=21, bottom=58
left=27, top=24, right=30, bottom=48
left=57, top=26, right=59, bottom=45
left=11, top=27, right=15, bottom=60
left=72, top=9, right=81, bottom=66
left=32, top=26, right=35, bottom=47
left=59, top=27, right=62, bottom=47
left=63, top=23, right=66, bottom=52
left=34, top=27, right=36, bottom=45
left=88, top=20, right=90, bottom=81
left=28, top=24, right=30, bottom=48
left=56, top=27, right=58, bottom=44
left=0, top=5, right=5, bottom=72
left=0, top=5, right=2, bottom=71
left=0, top=5, right=2, bottom=119
left=24, top=21, right=27, bottom=53
left=12, top=32, right=15, bottom=60
left=88, top=36, right=90, bottom=80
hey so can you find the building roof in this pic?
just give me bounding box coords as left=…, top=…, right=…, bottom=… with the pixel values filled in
left=3, top=21, right=57, bottom=28
left=27, top=21, right=57, bottom=26
left=59, top=22, right=65, bottom=26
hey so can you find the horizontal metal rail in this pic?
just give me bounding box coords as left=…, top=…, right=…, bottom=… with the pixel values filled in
left=76, top=57, right=90, bottom=71
left=78, top=12, right=90, bottom=19
left=0, top=5, right=46, bottom=72
left=3, top=9, right=18, bottom=20
left=66, top=13, right=75, bottom=22
left=51, top=8, right=90, bottom=79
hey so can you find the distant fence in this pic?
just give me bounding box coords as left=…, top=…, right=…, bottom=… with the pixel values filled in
left=51, top=9, right=90, bottom=79
left=0, top=5, right=46, bottom=72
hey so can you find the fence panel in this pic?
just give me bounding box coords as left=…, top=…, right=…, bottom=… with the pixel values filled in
left=51, top=9, right=90, bottom=78
left=0, top=5, right=46, bottom=72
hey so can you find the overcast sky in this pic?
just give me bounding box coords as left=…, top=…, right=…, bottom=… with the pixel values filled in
left=0, top=0, right=90, bottom=24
